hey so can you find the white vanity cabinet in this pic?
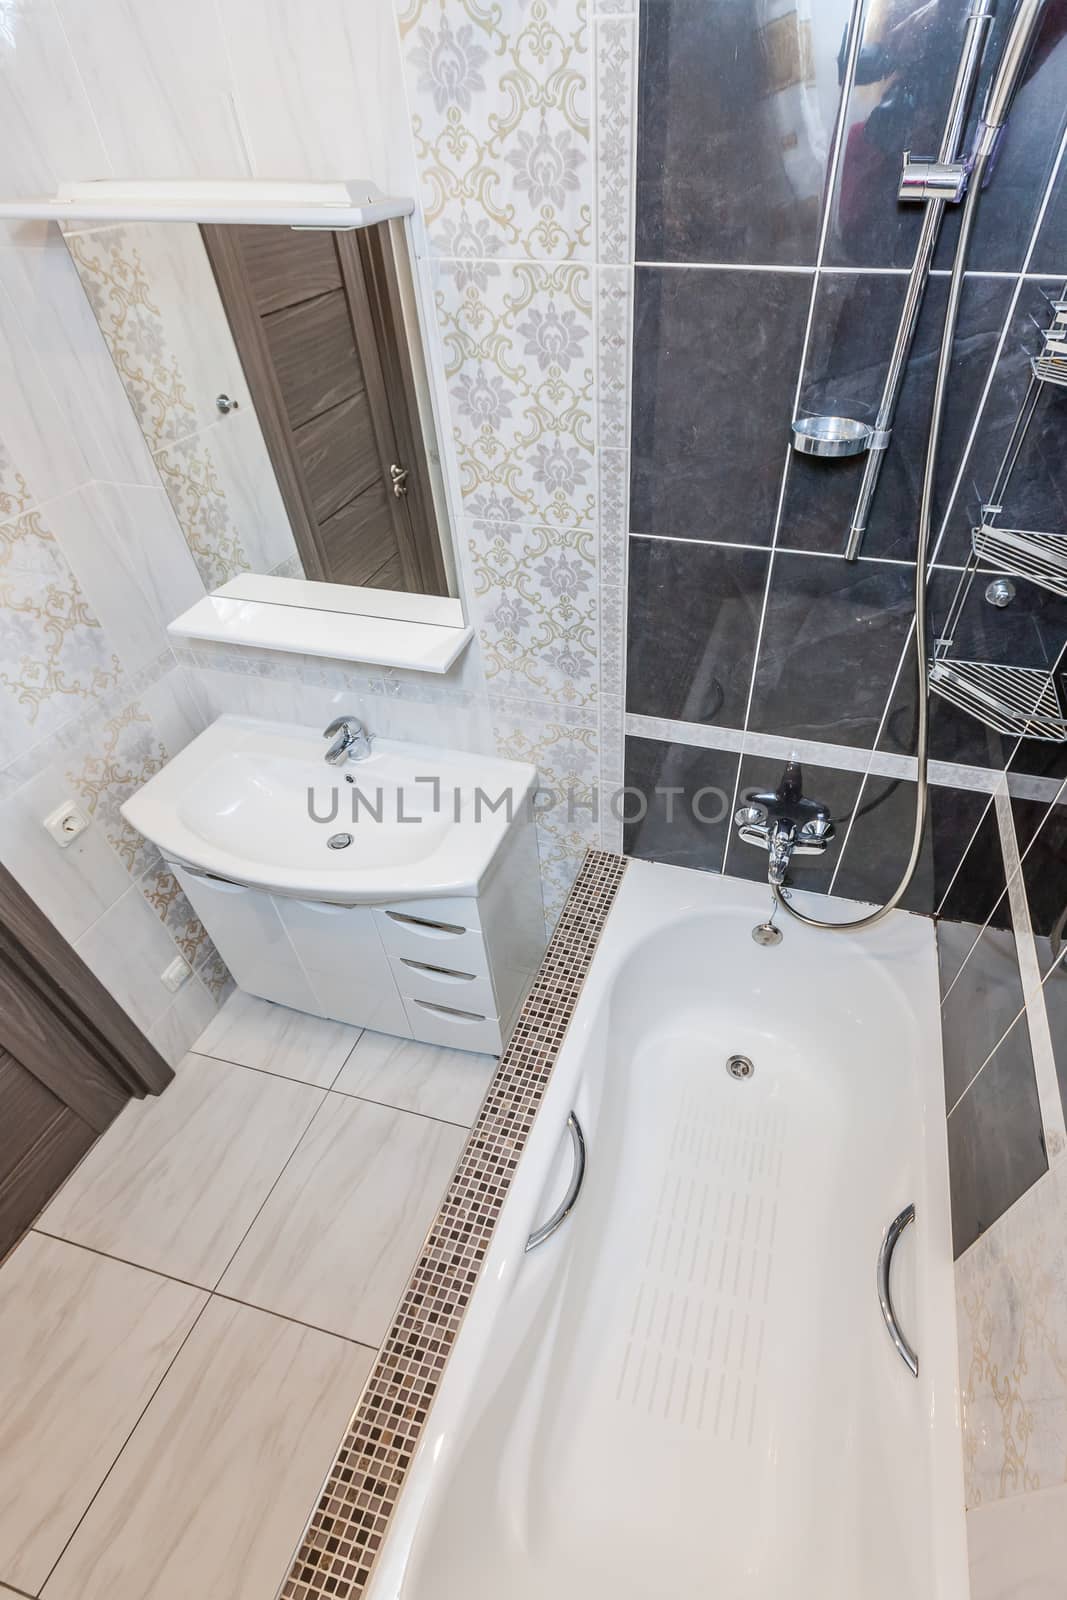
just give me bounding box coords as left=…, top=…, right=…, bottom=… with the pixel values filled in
left=172, top=813, right=545, bottom=1055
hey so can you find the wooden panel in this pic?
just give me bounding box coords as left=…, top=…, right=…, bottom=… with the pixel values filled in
left=0, top=864, right=171, bottom=1117
left=319, top=480, right=402, bottom=589
left=0, top=1050, right=63, bottom=1172
left=232, top=225, right=342, bottom=316
left=369, top=552, right=407, bottom=591
left=295, top=394, right=380, bottom=523
left=0, top=1051, right=96, bottom=1258
left=263, top=290, right=365, bottom=427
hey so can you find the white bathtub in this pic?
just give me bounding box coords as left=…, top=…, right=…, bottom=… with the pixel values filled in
left=367, top=860, right=968, bottom=1600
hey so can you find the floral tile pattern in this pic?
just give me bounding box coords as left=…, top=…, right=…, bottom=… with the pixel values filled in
left=399, top=0, right=593, bottom=261
left=0, top=509, right=122, bottom=738
left=468, top=519, right=597, bottom=706
left=594, top=16, right=636, bottom=266
left=64, top=229, right=197, bottom=450
left=492, top=700, right=599, bottom=926
left=956, top=1160, right=1067, bottom=1508
left=65, top=226, right=251, bottom=591
left=66, top=702, right=168, bottom=880
left=597, top=266, right=632, bottom=450
left=139, top=858, right=211, bottom=969
left=154, top=436, right=251, bottom=590
left=436, top=261, right=596, bottom=529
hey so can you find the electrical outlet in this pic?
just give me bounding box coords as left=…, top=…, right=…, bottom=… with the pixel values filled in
left=43, top=801, right=90, bottom=848
left=161, top=956, right=192, bottom=994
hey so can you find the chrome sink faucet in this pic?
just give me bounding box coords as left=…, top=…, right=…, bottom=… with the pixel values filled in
left=323, top=716, right=373, bottom=765
left=734, top=762, right=835, bottom=888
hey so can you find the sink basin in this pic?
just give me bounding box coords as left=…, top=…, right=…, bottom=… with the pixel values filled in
left=121, top=715, right=538, bottom=902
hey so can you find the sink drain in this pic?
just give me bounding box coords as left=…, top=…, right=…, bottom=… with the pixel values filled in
left=726, top=1054, right=755, bottom=1080
left=327, top=832, right=353, bottom=850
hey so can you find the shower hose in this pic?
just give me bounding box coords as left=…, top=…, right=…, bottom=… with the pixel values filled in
left=773, top=160, right=990, bottom=933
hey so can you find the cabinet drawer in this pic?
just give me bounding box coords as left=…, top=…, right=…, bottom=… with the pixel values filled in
left=389, top=955, right=496, bottom=1016
left=402, top=997, right=502, bottom=1055
left=375, top=907, right=489, bottom=974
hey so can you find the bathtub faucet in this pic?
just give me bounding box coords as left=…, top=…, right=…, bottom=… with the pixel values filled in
left=734, top=762, right=835, bottom=888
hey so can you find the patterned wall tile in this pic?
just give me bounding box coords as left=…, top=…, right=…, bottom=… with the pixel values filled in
left=154, top=435, right=252, bottom=591
left=436, top=259, right=596, bottom=529
left=0, top=440, right=32, bottom=522
left=596, top=265, right=631, bottom=448
left=956, top=1160, right=1067, bottom=1509
left=0, top=508, right=122, bottom=744
left=139, top=858, right=211, bottom=968
left=66, top=702, right=168, bottom=879
left=64, top=228, right=198, bottom=451
left=398, top=0, right=593, bottom=261
left=467, top=518, right=597, bottom=707
left=64, top=226, right=254, bottom=593
left=594, top=14, right=636, bottom=266
left=491, top=699, right=599, bottom=925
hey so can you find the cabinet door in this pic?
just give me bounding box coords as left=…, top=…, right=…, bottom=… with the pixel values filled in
left=172, top=869, right=318, bottom=1014
left=274, top=898, right=408, bottom=1035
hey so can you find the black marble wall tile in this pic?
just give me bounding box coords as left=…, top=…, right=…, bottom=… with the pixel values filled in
left=630, top=268, right=810, bottom=544
left=824, top=0, right=1067, bottom=273
left=720, top=755, right=862, bottom=893
left=938, top=282, right=1067, bottom=566
left=623, top=736, right=740, bottom=872
left=780, top=274, right=1012, bottom=561
left=878, top=566, right=1062, bottom=772
left=626, top=537, right=769, bottom=726
left=1043, top=966, right=1067, bottom=1116
left=832, top=774, right=989, bottom=914
left=937, top=918, right=982, bottom=998
left=1009, top=650, right=1067, bottom=779
left=746, top=554, right=915, bottom=747
left=1031, top=153, right=1067, bottom=274
left=1017, top=789, right=1067, bottom=973
left=941, top=923, right=1027, bottom=1107
left=947, top=1013, right=1047, bottom=1257
left=636, top=0, right=853, bottom=266
left=938, top=796, right=1013, bottom=928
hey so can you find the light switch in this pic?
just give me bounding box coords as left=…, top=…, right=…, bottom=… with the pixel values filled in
left=161, top=956, right=192, bottom=993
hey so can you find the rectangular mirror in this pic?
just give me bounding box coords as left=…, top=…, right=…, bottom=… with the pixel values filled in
left=60, top=214, right=457, bottom=617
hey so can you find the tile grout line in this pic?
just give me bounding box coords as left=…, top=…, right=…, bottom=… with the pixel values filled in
left=996, top=787, right=1067, bottom=1165
left=938, top=774, right=1067, bottom=1003
left=36, top=1291, right=215, bottom=1593
left=945, top=1001, right=1028, bottom=1119
left=722, top=0, right=869, bottom=877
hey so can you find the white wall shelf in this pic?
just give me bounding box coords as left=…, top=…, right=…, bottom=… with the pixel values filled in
left=169, top=575, right=472, bottom=674
left=0, top=178, right=414, bottom=229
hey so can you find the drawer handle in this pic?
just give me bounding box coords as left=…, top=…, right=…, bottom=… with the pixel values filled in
left=400, top=958, right=477, bottom=982
left=385, top=910, right=466, bottom=936
left=167, top=859, right=245, bottom=892
left=411, top=999, right=487, bottom=1023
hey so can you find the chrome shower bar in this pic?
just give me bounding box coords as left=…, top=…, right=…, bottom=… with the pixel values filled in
left=842, top=0, right=995, bottom=561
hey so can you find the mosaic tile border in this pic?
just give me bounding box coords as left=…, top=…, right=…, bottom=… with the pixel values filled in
left=281, top=848, right=628, bottom=1600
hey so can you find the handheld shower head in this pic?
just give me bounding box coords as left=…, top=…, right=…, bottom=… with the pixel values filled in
left=980, top=0, right=1049, bottom=132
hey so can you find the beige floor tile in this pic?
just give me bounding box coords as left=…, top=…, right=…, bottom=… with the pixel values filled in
left=333, top=1029, right=497, bottom=1125
left=192, top=990, right=361, bottom=1087
left=220, top=1095, right=466, bottom=1343
left=41, top=1055, right=323, bottom=1287
left=43, top=1298, right=373, bottom=1600
left=0, top=1235, right=205, bottom=1593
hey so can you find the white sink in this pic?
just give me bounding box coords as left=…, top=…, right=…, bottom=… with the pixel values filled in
left=121, top=715, right=538, bottom=903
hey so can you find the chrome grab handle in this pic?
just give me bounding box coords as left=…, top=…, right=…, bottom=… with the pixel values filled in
left=525, top=1113, right=586, bottom=1254
left=877, top=1203, right=919, bottom=1379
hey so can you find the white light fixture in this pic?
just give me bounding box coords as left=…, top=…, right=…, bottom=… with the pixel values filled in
left=0, top=178, right=414, bottom=229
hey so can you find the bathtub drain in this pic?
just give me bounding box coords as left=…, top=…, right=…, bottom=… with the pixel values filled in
left=726, top=1054, right=755, bottom=1080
